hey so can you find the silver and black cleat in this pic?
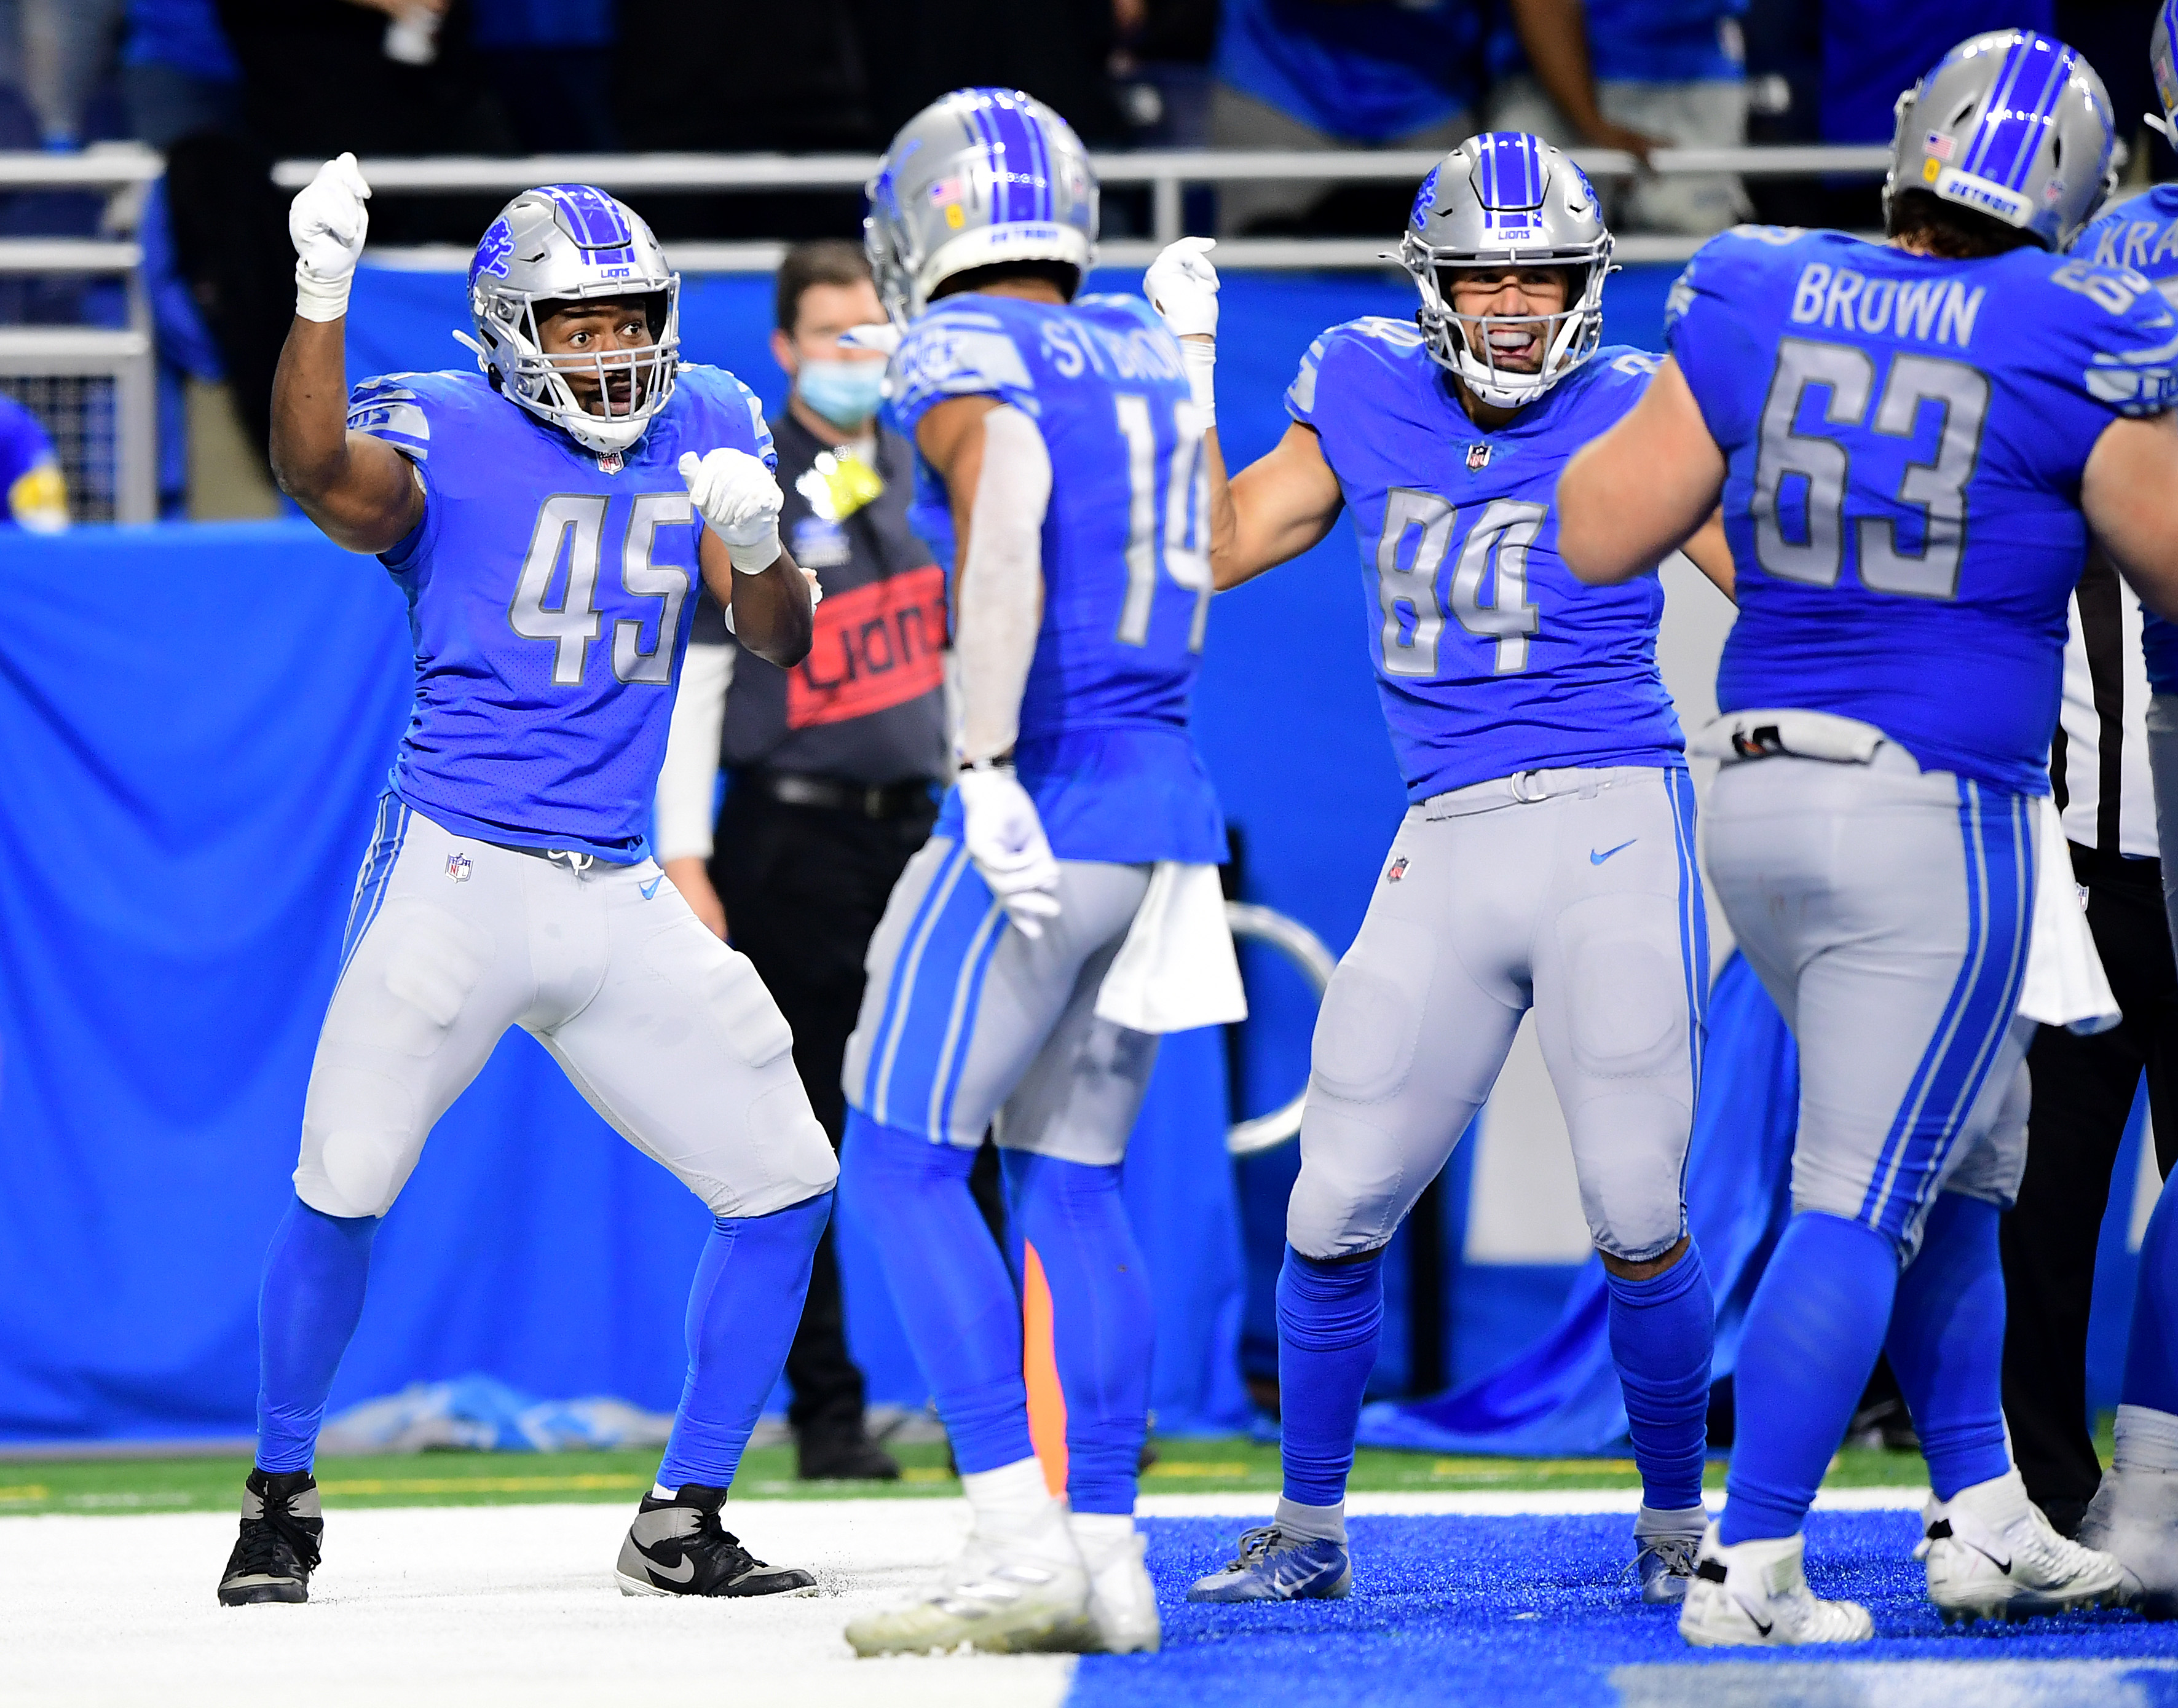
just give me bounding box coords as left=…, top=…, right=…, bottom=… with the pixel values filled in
left=218, top=1468, right=323, bottom=1605
left=615, top=1484, right=818, bottom=1598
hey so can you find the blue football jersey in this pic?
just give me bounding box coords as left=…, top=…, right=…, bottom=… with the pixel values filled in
left=347, top=363, right=774, bottom=862
left=2075, top=184, right=2178, bottom=695
left=1668, top=225, right=2178, bottom=795
left=1289, top=318, right=1684, bottom=802
left=889, top=291, right=1225, bottom=864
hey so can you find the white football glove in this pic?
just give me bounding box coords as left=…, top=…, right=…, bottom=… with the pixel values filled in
left=1143, top=236, right=1219, bottom=416
left=679, top=448, right=784, bottom=572
left=956, top=766, right=1062, bottom=940
left=289, top=152, right=371, bottom=323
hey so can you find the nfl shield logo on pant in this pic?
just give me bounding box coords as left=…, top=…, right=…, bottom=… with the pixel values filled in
left=445, top=852, right=472, bottom=883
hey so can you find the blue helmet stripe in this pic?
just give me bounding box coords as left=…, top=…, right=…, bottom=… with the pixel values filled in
left=1515, top=133, right=1542, bottom=205
left=1998, top=42, right=2076, bottom=191
left=1960, top=36, right=2032, bottom=178
left=540, top=183, right=634, bottom=264
left=991, top=95, right=1033, bottom=225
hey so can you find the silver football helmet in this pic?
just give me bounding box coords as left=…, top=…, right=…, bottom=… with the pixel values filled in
left=1398, top=132, right=1612, bottom=411
left=459, top=184, right=681, bottom=455
left=2151, top=1, right=2177, bottom=138
left=1884, top=29, right=2118, bottom=252
left=864, top=87, right=1098, bottom=328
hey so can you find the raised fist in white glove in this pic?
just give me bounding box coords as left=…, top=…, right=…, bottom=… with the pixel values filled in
left=957, top=766, right=1062, bottom=939
left=290, top=152, right=371, bottom=323
left=679, top=448, right=783, bottom=572
left=1144, top=236, right=1219, bottom=341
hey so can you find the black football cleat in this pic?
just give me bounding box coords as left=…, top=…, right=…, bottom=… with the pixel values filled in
left=795, top=1428, right=901, bottom=1483
left=615, top=1484, right=818, bottom=1597
left=218, top=1468, right=324, bottom=1605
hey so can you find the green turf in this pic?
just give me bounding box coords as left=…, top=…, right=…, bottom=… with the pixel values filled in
left=0, top=1422, right=2080, bottom=1519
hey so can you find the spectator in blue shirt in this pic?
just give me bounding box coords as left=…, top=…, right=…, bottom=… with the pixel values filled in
left=472, top=0, right=615, bottom=153
left=1488, top=0, right=1752, bottom=234
left=0, top=393, right=69, bottom=532
left=122, top=0, right=242, bottom=148
left=1211, top=0, right=1660, bottom=234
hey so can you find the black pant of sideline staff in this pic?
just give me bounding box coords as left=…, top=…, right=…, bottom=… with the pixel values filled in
left=710, top=771, right=939, bottom=1481
left=2001, top=843, right=2178, bottom=1537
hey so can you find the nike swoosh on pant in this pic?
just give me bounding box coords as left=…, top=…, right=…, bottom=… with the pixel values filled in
left=640, top=876, right=665, bottom=899
left=1590, top=839, right=1637, bottom=865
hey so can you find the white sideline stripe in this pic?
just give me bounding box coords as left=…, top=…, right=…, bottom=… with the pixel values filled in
left=1136, top=1486, right=1931, bottom=1518
left=1612, top=1659, right=2178, bottom=1708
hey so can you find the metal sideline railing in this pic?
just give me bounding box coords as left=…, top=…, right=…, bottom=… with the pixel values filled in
left=271, top=144, right=1895, bottom=272
left=1223, top=902, right=1339, bottom=1157
left=0, top=144, right=163, bottom=523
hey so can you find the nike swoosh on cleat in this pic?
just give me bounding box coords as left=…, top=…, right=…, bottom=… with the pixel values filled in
left=1590, top=839, right=1637, bottom=865
left=640, top=876, right=665, bottom=899
left=643, top=1549, right=696, bottom=1584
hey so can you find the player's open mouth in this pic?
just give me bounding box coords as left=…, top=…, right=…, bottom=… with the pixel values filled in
left=1484, top=326, right=1544, bottom=368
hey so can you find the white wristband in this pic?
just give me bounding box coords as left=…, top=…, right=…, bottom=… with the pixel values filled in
left=727, top=530, right=780, bottom=573
left=1180, top=337, right=1216, bottom=420
left=294, top=263, right=352, bottom=323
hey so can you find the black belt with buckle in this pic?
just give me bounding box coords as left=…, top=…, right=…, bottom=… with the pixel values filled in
left=741, top=769, right=937, bottom=821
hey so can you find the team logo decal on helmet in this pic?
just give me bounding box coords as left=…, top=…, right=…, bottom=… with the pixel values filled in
left=1399, top=132, right=1614, bottom=411
left=1884, top=29, right=2118, bottom=251
left=458, top=183, right=681, bottom=456
left=864, top=88, right=1099, bottom=327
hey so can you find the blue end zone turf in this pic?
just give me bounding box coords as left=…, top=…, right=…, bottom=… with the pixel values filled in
left=1069, top=1514, right=2178, bottom=1707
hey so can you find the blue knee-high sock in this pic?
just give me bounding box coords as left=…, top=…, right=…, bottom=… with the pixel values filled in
left=657, top=1191, right=832, bottom=1491
left=1001, top=1150, right=1153, bottom=1516
left=1884, top=1192, right=2011, bottom=1500
left=1277, top=1246, right=1385, bottom=1509
left=1721, top=1211, right=1898, bottom=1544
left=2124, top=1173, right=2178, bottom=1416
left=840, top=1111, right=1034, bottom=1474
left=1606, top=1242, right=1714, bottom=1512
left=257, top=1196, right=379, bottom=1473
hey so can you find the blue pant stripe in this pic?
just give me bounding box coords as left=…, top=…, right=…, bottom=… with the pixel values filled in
left=929, top=902, right=1007, bottom=1140
left=1859, top=782, right=2032, bottom=1236
left=868, top=852, right=1000, bottom=1135
left=336, top=797, right=408, bottom=981
left=1665, top=768, right=1707, bottom=1105
left=867, top=844, right=971, bottom=1126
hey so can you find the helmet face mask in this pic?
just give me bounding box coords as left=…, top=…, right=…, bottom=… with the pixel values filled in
left=864, top=87, right=1099, bottom=328
left=1882, top=29, right=2118, bottom=252
left=464, top=185, right=681, bottom=455
left=1400, top=133, right=1612, bottom=412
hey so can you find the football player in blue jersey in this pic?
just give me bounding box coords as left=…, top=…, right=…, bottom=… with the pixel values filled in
left=216, top=155, right=840, bottom=1607
left=1559, top=30, right=2178, bottom=1643
left=1148, top=132, right=1735, bottom=1611
left=837, top=87, right=1239, bottom=1658
left=2066, top=0, right=2178, bottom=1619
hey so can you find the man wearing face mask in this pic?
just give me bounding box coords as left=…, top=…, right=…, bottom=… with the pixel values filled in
left=654, top=238, right=945, bottom=1484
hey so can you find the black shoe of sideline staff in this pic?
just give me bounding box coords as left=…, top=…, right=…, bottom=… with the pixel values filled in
left=218, top=1467, right=323, bottom=1605
left=796, top=1430, right=902, bottom=1482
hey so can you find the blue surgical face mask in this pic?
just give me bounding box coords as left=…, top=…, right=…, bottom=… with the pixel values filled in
left=797, top=356, right=886, bottom=431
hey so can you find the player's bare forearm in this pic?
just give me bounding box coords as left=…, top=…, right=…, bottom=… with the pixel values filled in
left=1211, top=422, right=1344, bottom=591
left=1505, top=0, right=1659, bottom=158
left=703, top=531, right=813, bottom=667
left=1558, top=358, right=1725, bottom=584
left=1679, top=508, right=1737, bottom=603
left=2085, top=411, right=2178, bottom=622
left=269, top=315, right=424, bottom=554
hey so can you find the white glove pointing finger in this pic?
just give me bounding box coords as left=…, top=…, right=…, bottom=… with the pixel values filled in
left=1143, top=236, right=1219, bottom=340
left=679, top=448, right=784, bottom=572
left=290, top=152, right=371, bottom=323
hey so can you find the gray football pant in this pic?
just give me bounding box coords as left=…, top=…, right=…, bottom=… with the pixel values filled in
left=1703, top=746, right=2035, bottom=1263
left=1288, top=765, right=1706, bottom=1262
left=843, top=838, right=1158, bottom=1161
left=294, top=802, right=838, bottom=1221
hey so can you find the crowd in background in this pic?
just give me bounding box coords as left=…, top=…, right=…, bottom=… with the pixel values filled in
left=1, top=0, right=2177, bottom=528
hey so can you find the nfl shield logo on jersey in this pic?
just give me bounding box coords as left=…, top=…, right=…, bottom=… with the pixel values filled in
left=1466, top=443, right=1491, bottom=471
left=445, top=852, right=472, bottom=883
left=596, top=449, right=625, bottom=474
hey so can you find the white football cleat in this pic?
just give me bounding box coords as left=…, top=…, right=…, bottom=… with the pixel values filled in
left=1678, top=1524, right=1874, bottom=1647
left=2076, top=1462, right=2178, bottom=1619
left=1072, top=1519, right=1160, bottom=1653
left=1918, top=1468, right=2124, bottom=1623
left=844, top=1518, right=1090, bottom=1657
